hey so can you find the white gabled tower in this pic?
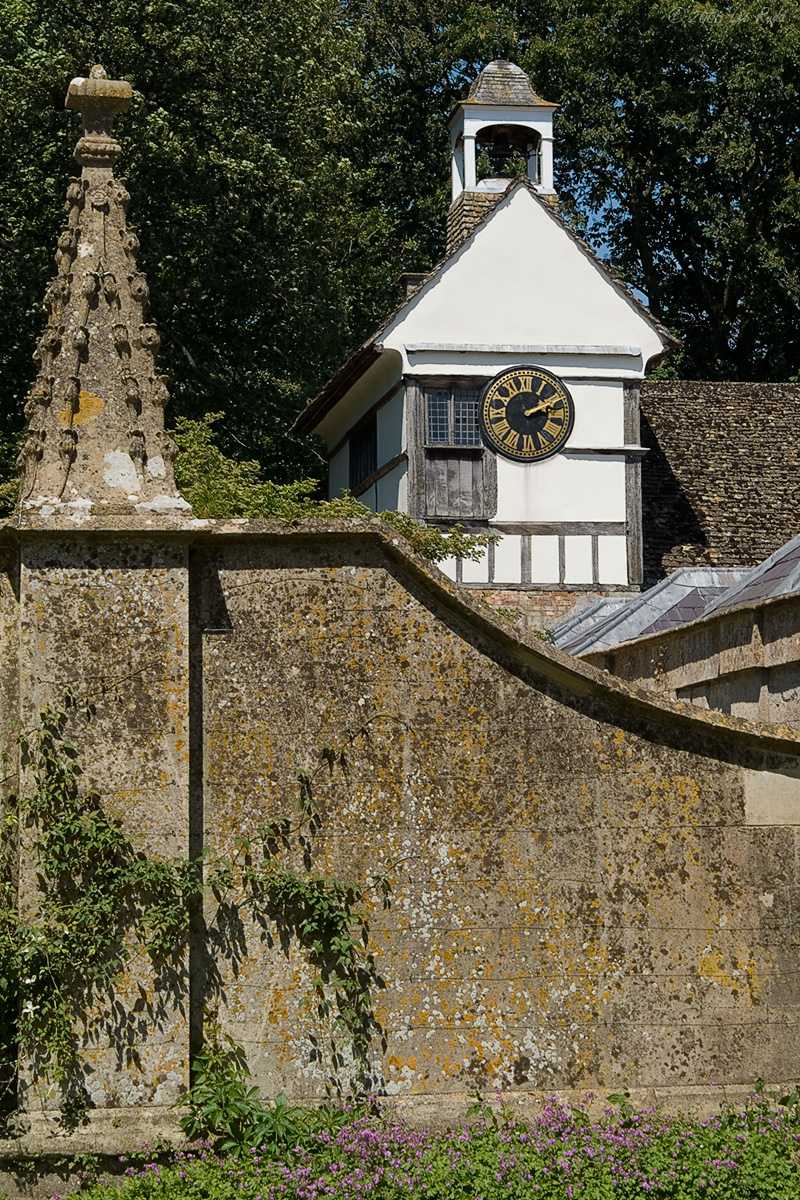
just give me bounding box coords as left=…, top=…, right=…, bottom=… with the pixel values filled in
left=295, top=60, right=678, bottom=628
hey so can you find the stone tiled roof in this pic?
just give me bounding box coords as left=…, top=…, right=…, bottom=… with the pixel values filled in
left=466, top=60, right=552, bottom=107
left=702, top=533, right=800, bottom=617
left=640, top=381, right=800, bottom=585
left=553, top=567, right=748, bottom=655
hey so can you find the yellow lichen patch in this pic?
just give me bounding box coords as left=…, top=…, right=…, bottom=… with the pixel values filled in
left=698, top=947, right=747, bottom=994
left=58, top=389, right=104, bottom=425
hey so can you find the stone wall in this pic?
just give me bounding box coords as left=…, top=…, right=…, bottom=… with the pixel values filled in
left=640, top=380, right=800, bottom=585
left=3, top=519, right=800, bottom=1165
left=583, top=590, right=800, bottom=727
left=15, top=535, right=192, bottom=1118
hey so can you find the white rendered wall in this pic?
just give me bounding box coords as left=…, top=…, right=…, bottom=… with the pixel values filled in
left=569, top=381, right=625, bottom=446
left=493, top=456, right=626, bottom=523
left=378, top=388, right=404, bottom=463
left=598, top=535, right=628, bottom=584
left=461, top=546, right=491, bottom=583
left=445, top=531, right=631, bottom=587
left=329, top=445, right=348, bottom=500
left=564, top=536, right=593, bottom=584
left=376, top=463, right=407, bottom=511
left=493, top=534, right=522, bottom=583
left=381, top=186, right=666, bottom=373
left=315, top=349, right=402, bottom=451
left=530, top=536, right=560, bottom=583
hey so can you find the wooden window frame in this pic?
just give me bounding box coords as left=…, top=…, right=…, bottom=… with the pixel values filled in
left=405, top=376, right=497, bottom=522
left=348, top=410, right=377, bottom=492
left=424, top=385, right=482, bottom=449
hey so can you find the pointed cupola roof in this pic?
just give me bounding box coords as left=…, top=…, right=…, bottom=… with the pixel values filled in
left=466, top=60, right=553, bottom=107
left=16, top=64, right=189, bottom=520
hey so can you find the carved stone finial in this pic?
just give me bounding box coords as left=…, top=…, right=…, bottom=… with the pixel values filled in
left=16, top=65, right=189, bottom=520
left=66, top=64, right=132, bottom=168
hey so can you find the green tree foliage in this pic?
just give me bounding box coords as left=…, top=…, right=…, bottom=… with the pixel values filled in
left=174, top=414, right=495, bottom=563
left=0, top=0, right=409, bottom=481
left=3, top=0, right=800, bottom=496
left=0, top=695, right=200, bottom=1117
left=533, top=0, right=800, bottom=380
left=364, top=0, right=800, bottom=380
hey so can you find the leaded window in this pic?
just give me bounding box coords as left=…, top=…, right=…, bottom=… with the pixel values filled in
left=425, top=386, right=482, bottom=447
left=408, top=381, right=495, bottom=522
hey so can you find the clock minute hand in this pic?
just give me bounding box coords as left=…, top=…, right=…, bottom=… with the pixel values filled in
left=523, top=398, right=554, bottom=418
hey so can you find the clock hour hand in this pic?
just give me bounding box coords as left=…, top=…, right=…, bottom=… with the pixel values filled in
left=523, top=397, right=555, bottom=418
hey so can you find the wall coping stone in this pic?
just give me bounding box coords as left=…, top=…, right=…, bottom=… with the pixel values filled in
left=4, top=514, right=799, bottom=757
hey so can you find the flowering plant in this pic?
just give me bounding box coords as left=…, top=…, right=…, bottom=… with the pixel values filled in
left=72, top=1086, right=800, bottom=1200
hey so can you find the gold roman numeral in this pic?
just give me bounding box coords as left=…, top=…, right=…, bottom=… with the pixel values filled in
left=490, top=416, right=511, bottom=439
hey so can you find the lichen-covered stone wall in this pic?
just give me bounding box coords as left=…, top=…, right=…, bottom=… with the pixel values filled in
left=195, top=527, right=800, bottom=1119
left=15, top=535, right=191, bottom=1117
left=4, top=520, right=800, bottom=1152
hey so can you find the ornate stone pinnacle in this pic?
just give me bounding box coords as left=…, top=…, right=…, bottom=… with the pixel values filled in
left=66, top=64, right=133, bottom=168
left=16, top=65, right=188, bottom=519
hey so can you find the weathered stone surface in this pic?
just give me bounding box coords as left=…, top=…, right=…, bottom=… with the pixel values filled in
left=2, top=519, right=800, bottom=1158
left=585, top=590, right=800, bottom=727
left=15, top=535, right=191, bottom=1116
left=16, top=66, right=186, bottom=522
left=192, top=528, right=800, bottom=1111
left=641, top=381, right=800, bottom=585
left=466, top=60, right=552, bottom=106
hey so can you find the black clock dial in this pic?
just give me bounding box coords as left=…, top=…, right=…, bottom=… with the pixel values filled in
left=479, top=366, right=575, bottom=462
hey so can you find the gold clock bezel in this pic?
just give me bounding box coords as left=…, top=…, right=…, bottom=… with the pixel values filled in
left=479, top=365, right=575, bottom=463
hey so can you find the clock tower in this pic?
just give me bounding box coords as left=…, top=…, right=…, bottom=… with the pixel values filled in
left=295, top=61, right=677, bottom=629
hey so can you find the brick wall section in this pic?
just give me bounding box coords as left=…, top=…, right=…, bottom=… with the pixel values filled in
left=472, top=586, right=635, bottom=632
left=640, top=380, right=800, bottom=586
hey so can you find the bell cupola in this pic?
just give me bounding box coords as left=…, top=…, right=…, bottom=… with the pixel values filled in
left=446, top=60, right=557, bottom=251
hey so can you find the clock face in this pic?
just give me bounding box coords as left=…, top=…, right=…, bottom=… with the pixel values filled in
left=479, top=366, right=575, bottom=462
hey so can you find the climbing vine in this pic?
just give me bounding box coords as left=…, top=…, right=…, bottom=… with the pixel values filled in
left=203, top=719, right=392, bottom=1100
left=0, top=694, right=391, bottom=1125
left=0, top=692, right=200, bottom=1121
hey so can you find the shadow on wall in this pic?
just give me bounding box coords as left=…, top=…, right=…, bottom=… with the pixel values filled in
left=640, top=411, right=707, bottom=587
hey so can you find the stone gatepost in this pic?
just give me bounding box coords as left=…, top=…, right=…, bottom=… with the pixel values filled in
left=6, top=66, right=200, bottom=1143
